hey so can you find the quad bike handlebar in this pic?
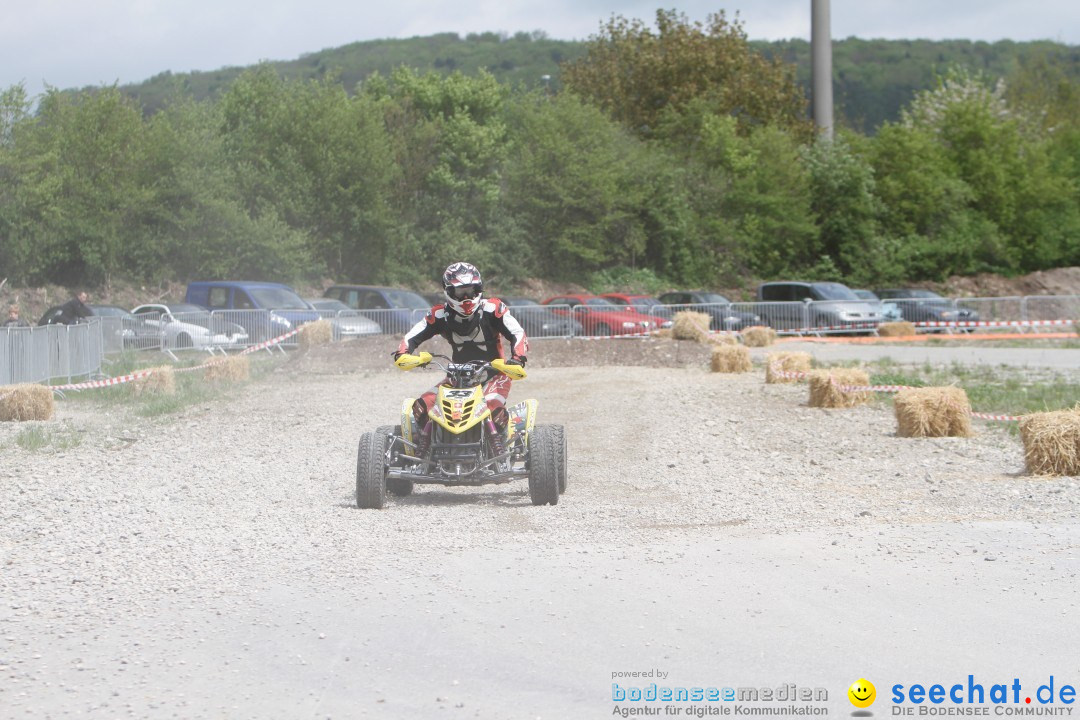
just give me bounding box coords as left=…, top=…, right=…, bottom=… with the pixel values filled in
left=394, top=352, right=526, bottom=381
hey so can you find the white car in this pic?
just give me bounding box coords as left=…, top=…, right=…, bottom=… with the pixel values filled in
left=131, top=303, right=250, bottom=350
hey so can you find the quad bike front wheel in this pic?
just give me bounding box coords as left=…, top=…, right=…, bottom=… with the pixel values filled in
left=537, top=424, right=568, bottom=493
left=356, top=430, right=389, bottom=509
left=377, top=424, right=413, bottom=497
left=527, top=426, right=560, bottom=506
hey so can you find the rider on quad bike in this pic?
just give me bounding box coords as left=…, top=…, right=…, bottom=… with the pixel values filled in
left=395, top=262, right=529, bottom=440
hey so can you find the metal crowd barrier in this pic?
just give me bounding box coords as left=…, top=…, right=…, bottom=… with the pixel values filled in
left=1, top=320, right=104, bottom=385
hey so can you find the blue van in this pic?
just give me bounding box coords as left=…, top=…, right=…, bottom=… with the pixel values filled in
left=185, top=281, right=320, bottom=343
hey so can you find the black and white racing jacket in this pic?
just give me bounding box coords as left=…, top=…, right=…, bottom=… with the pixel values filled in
left=397, top=299, right=529, bottom=365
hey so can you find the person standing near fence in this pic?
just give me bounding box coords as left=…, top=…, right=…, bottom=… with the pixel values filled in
left=58, top=291, right=92, bottom=325
left=3, top=305, right=30, bottom=328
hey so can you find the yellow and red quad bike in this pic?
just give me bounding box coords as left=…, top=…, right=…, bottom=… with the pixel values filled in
left=355, top=353, right=567, bottom=509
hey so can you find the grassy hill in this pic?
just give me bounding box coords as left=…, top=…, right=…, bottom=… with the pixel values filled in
left=114, top=33, right=1080, bottom=133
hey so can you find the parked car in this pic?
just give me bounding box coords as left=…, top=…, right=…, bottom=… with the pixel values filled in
left=323, top=285, right=431, bottom=334
left=37, top=304, right=162, bottom=351
left=303, top=298, right=382, bottom=337
left=873, top=288, right=980, bottom=325
left=655, top=291, right=761, bottom=331
left=500, top=296, right=583, bottom=337
left=852, top=289, right=903, bottom=322
left=756, top=281, right=885, bottom=332
left=131, top=303, right=249, bottom=350
left=540, top=294, right=661, bottom=336
left=599, top=294, right=675, bottom=327
left=185, top=281, right=320, bottom=343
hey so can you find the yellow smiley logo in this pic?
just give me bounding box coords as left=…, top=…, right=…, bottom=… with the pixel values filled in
left=848, top=679, right=876, bottom=708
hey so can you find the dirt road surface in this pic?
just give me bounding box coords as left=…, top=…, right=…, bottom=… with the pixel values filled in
left=1, top=341, right=1078, bottom=718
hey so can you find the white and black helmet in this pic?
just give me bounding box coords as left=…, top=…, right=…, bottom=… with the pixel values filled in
left=442, top=262, right=484, bottom=317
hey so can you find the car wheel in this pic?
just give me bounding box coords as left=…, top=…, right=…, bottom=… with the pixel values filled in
left=594, top=322, right=611, bottom=337
left=176, top=332, right=192, bottom=349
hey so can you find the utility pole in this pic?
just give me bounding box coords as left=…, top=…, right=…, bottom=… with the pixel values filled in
left=811, top=0, right=834, bottom=140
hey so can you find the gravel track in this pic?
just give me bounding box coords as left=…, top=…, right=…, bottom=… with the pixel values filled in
left=1, top=340, right=1078, bottom=718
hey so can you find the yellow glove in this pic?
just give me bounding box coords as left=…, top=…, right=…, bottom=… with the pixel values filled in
left=395, top=351, right=432, bottom=370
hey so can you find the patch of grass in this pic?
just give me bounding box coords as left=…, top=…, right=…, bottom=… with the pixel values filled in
left=14, top=425, right=83, bottom=452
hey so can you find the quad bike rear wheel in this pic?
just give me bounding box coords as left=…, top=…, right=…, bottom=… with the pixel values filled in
left=356, top=430, right=389, bottom=509
left=377, top=424, right=413, bottom=497
left=527, top=426, right=560, bottom=506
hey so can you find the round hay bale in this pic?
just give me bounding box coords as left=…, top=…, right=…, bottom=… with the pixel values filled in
left=299, top=319, right=333, bottom=348
left=710, top=345, right=752, bottom=373
left=808, top=368, right=872, bottom=408
left=1019, top=407, right=1080, bottom=476
left=709, top=333, right=738, bottom=346
left=765, top=351, right=812, bottom=384
left=0, top=384, right=55, bottom=422
left=878, top=321, right=917, bottom=337
left=671, top=311, right=711, bottom=343
left=653, top=328, right=672, bottom=339
left=894, top=387, right=973, bottom=438
left=204, top=355, right=250, bottom=382
left=131, top=366, right=176, bottom=397
left=740, top=325, right=777, bottom=347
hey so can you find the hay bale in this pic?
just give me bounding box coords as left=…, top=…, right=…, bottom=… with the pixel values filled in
left=765, top=351, right=812, bottom=384
left=709, top=333, right=738, bottom=346
left=653, top=328, right=672, bottom=339
left=1019, top=407, right=1080, bottom=476
left=298, top=319, right=333, bottom=348
left=894, top=387, right=973, bottom=438
left=131, top=366, right=176, bottom=397
left=671, top=311, right=711, bottom=343
left=710, top=345, right=752, bottom=373
left=0, top=384, right=54, bottom=421
left=740, top=325, right=777, bottom=347
left=808, top=368, right=872, bottom=408
left=204, top=355, right=250, bottom=382
left=878, top=321, right=917, bottom=337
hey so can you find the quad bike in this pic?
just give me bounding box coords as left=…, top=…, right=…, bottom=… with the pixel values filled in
left=355, top=352, right=567, bottom=509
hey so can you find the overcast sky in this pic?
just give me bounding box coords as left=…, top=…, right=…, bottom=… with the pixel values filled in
left=4, top=0, right=1078, bottom=98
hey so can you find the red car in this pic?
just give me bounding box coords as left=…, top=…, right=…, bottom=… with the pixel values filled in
left=599, top=293, right=675, bottom=327
left=541, top=294, right=665, bottom=336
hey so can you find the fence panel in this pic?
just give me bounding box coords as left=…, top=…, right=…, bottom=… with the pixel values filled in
left=1022, top=295, right=1080, bottom=325
left=954, top=296, right=1024, bottom=327
left=0, top=321, right=103, bottom=385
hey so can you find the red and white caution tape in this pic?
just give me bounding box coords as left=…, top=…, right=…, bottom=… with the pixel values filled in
left=970, top=411, right=1023, bottom=422
left=52, top=369, right=157, bottom=392
left=239, top=328, right=300, bottom=354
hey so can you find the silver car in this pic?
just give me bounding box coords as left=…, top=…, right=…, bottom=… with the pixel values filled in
left=304, top=298, right=382, bottom=338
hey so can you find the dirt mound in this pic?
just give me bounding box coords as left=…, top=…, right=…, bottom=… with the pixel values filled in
left=936, top=267, right=1080, bottom=298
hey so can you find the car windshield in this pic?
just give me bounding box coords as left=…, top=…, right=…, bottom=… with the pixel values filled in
left=908, top=290, right=944, bottom=299
left=585, top=298, right=619, bottom=307
left=308, top=299, right=347, bottom=311
left=249, top=288, right=309, bottom=309
left=629, top=298, right=659, bottom=308
left=698, top=293, right=731, bottom=304
left=504, top=298, right=538, bottom=306
left=813, top=283, right=859, bottom=301
left=385, top=290, right=429, bottom=309
left=168, top=303, right=210, bottom=314
left=852, top=290, right=878, bottom=300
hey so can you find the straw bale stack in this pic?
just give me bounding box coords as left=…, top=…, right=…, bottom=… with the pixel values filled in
left=0, top=384, right=55, bottom=421
left=709, top=333, right=738, bottom=346
left=1019, top=407, right=1080, bottom=476
left=765, top=352, right=812, bottom=384
left=740, top=326, right=777, bottom=347
left=131, top=366, right=176, bottom=397
left=710, top=345, right=752, bottom=373
left=878, top=321, right=917, bottom=337
left=808, top=368, right=872, bottom=408
left=671, top=311, right=711, bottom=343
left=299, top=319, right=333, bottom=348
left=894, top=387, right=973, bottom=437
left=204, top=355, right=251, bottom=382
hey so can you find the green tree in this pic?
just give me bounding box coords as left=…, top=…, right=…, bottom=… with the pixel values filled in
left=562, top=9, right=810, bottom=139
